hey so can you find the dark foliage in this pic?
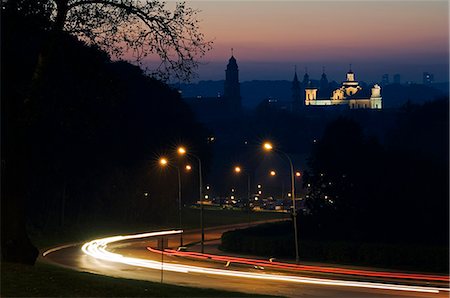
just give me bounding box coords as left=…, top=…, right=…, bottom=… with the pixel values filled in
left=303, top=100, right=449, bottom=245
left=2, top=6, right=209, bottom=263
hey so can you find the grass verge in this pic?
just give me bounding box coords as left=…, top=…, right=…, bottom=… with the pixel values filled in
left=1, top=261, right=278, bottom=297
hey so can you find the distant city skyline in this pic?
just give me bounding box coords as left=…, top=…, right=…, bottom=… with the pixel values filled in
left=146, top=1, right=449, bottom=83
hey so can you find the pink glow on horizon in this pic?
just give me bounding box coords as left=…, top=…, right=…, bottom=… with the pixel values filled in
left=187, top=1, right=448, bottom=62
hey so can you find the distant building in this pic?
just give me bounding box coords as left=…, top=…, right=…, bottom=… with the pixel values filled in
left=291, top=68, right=302, bottom=112
left=223, top=52, right=242, bottom=111
left=423, top=72, right=434, bottom=85
left=304, top=67, right=382, bottom=110
left=381, top=74, right=389, bottom=86
left=183, top=53, right=243, bottom=120
left=393, top=74, right=401, bottom=84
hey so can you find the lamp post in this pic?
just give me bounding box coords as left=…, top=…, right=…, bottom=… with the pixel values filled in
left=263, top=142, right=300, bottom=263
left=234, top=166, right=251, bottom=226
left=159, top=157, right=186, bottom=246
left=178, top=146, right=204, bottom=253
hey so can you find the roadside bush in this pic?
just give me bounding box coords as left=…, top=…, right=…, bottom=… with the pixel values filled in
left=220, top=223, right=449, bottom=273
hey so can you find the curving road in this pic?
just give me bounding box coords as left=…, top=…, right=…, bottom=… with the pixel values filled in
left=42, top=221, right=449, bottom=298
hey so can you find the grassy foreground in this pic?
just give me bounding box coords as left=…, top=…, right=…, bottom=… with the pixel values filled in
left=5, top=209, right=287, bottom=297
left=2, top=262, right=277, bottom=297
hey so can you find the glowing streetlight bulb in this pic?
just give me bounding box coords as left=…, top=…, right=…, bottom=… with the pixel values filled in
left=159, top=158, right=168, bottom=166
left=185, top=164, right=192, bottom=171
left=295, top=171, right=301, bottom=177
left=234, top=166, right=241, bottom=173
left=178, top=146, right=187, bottom=155
left=270, top=170, right=276, bottom=176
left=263, top=142, right=273, bottom=151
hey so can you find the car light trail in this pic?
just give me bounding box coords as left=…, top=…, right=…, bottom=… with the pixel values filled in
left=78, top=230, right=447, bottom=294
left=147, top=247, right=449, bottom=282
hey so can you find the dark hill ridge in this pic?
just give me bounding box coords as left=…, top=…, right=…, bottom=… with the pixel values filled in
left=177, top=80, right=448, bottom=108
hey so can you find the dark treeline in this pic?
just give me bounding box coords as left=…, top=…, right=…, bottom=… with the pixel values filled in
left=2, top=5, right=209, bottom=263
left=220, top=99, right=449, bottom=271
left=303, top=99, right=449, bottom=246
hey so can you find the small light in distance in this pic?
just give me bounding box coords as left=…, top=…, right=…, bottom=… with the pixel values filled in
left=295, top=172, right=301, bottom=177
left=234, top=166, right=241, bottom=173
left=270, top=170, right=276, bottom=176
left=185, top=165, right=192, bottom=171
left=257, top=184, right=262, bottom=189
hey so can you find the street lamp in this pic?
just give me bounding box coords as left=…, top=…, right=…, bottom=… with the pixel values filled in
left=177, top=146, right=204, bottom=253
left=159, top=157, right=186, bottom=246
left=262, top=141, right=300, bottom=263
left=234, top=165, right=251, bottom=226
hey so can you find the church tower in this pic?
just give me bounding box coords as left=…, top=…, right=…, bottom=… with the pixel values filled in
left=320, top=67, right=329, bottom=91
left=302, top=68, right=310, bottom=86
left=223, top=50, right=241, bottom=112
left=292, top=67, right=302, bottom=112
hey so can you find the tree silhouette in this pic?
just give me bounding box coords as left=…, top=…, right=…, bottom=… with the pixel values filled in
left=5, top=0, right=212, bottom=81
left=1, top=1, right=211, bottom=264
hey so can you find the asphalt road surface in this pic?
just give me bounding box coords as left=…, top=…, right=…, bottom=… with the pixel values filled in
left=43, top=220, right=449, bottom=298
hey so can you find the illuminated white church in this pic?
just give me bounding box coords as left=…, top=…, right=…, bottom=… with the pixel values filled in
left=294, top=67, right=382, bottom=110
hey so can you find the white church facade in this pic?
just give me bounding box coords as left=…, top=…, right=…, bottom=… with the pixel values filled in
left=304, top=69, right=382, bottom=110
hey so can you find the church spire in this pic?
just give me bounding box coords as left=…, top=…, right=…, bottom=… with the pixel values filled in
left=293, top=65, right=299, bottom=82
left=224, top=51, right=241, bottom=112
left=292, top=66, right=302, bottom=112
left=302, top=67, right=310, bottom=86
left=320, top=66, right=329, bottom=91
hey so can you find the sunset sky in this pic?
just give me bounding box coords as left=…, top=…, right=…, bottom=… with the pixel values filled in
left=174, top=1, right=449, bottom=83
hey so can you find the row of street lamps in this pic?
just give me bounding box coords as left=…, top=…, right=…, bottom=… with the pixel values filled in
left=158, top=142, right=300, bottom=263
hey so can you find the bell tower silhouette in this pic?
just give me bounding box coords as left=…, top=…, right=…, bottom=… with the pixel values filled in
left=223, top=48, right=241, bottom=112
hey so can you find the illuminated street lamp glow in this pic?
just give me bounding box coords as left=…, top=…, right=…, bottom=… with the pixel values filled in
left=263, top=142, right=273, bottom=151
left=270, top=170, right=276, bottom=176
left=234, top=166, right=242, bottom=173
left=178, top=146, right=187, bottom=155
left=160, top=158, right=168, bottom=166
left=257, top=184, right=262, bottom=189
left=185, top=164, right=192, bottom=171
left=296, top=172, right=301, bottom=177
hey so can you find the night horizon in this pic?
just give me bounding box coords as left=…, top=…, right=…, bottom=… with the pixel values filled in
left=142, top=0, right=449, bottom=83
left=2, top=0, right=449, bottom=297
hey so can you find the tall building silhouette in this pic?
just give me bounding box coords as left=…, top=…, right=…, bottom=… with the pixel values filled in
left=291, top=67, right=302, bottom=111
left=320, top=67, right=329, bottom=91
left=223, top=51, right=241, bottom=111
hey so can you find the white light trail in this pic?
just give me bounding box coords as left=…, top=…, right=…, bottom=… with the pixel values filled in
left=77, top=230, right=448, bottom=294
